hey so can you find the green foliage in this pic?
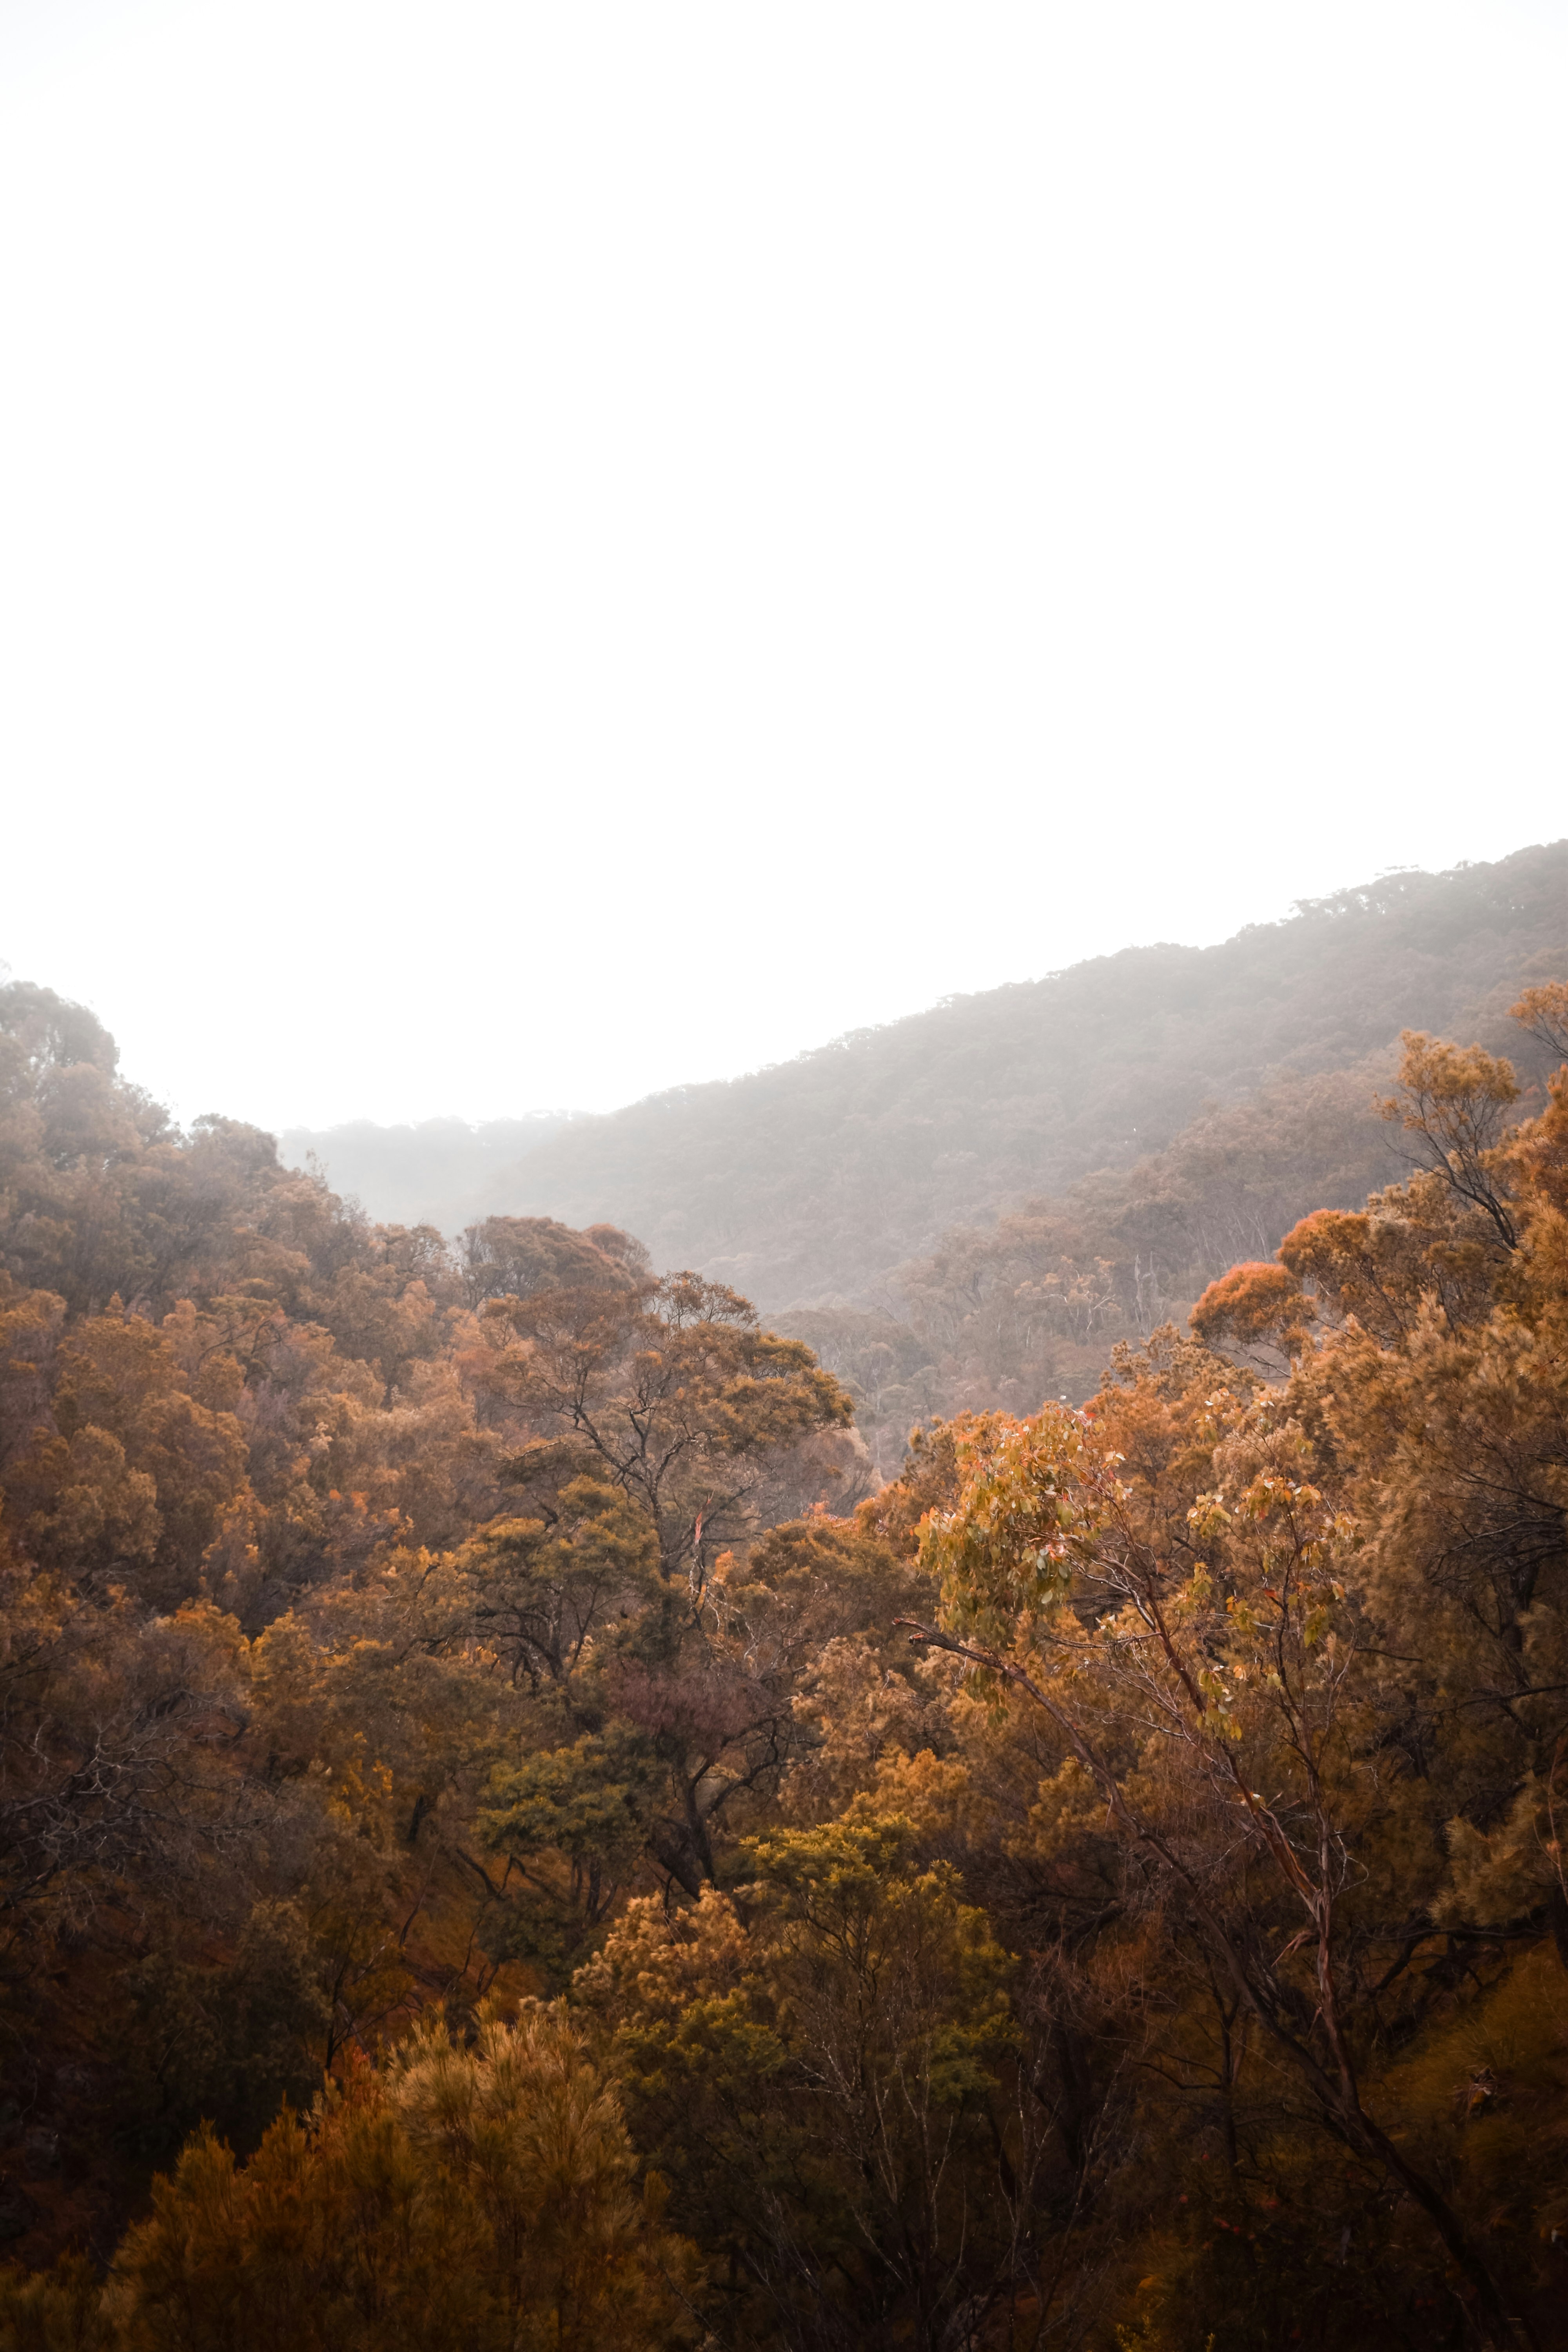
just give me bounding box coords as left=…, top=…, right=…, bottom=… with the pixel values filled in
left=477, top=1727, right=665, bottom=1982
left=579, top=1822, right=1022, bottom=2350
left=460, top=1473, right=661, bottom=1690
left=482, top=1729, right=662, bottom=1874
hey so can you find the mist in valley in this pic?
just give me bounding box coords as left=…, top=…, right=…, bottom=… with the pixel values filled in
left=5, top=0, right=1568, bottom=2343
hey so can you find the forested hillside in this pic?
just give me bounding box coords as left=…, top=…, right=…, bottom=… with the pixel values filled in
left=0, top=977, right=867, bottom=2294
left=775, top=1053, right=1418, bottom=1472
left=403, top=846, right=1567, bottom=1302
left=351, top=843, right=1563, bottom=1472
left=6, top=955, right=1568, bottom=2349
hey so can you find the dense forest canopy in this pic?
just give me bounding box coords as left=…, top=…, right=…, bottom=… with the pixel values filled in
left=2, top=935, right=1568, bottom=2348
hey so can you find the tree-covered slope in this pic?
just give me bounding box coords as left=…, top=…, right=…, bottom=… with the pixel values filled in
left=9, top=977, right=1568, bottom=2344
left=450, top=841, right=1568, bottom=1308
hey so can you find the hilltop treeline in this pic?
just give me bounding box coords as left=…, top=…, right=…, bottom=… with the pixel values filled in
left=293, top=845, right=1568, bottom=1474
left=3, top=972, right=1568, bottom=2348
left=311, top=842, right=1568, bottom=1291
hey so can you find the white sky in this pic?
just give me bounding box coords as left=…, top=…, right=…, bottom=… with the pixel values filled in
left=1, top=0, right=1565, bottom=1130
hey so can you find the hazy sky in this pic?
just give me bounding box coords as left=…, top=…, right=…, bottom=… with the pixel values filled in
left=2, top=0, right=1565, bottom=1130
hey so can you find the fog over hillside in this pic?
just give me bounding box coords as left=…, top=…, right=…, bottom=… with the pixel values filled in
left=10, top=0, right=1568, bottom=2322
left=285, top=843, right=1568, bottom=1323
left=278, top=1113, right=578, bottom=1233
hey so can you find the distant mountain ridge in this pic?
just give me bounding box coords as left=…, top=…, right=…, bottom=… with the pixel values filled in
left=284, top=843, right=1568, bottom=1315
